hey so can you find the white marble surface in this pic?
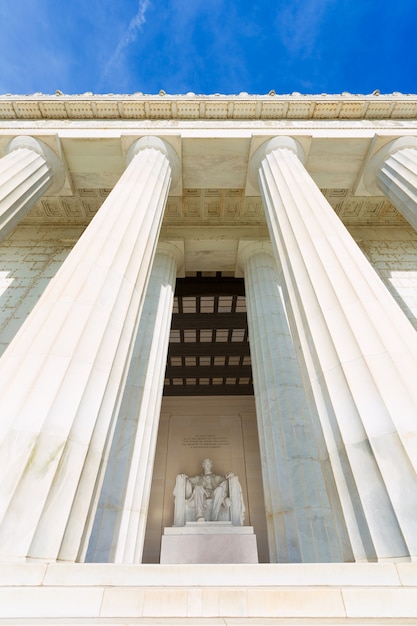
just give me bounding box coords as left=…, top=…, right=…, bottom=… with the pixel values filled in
left=251, top=136, right=417, bottom=562
left=87, top=244, right=181, bottom=564
left=238, top=241, right=347, bottom=564
left=0, top=562, right=416, bottom=623
left=0, top=136, right=63, bottom=242
left=160, top=530, right=259, bottom=564
left=0, top=137, right=178, bottom=562
left=0, top=561, right=404, bottom=587
left=376, top=141, right=417, bottom=230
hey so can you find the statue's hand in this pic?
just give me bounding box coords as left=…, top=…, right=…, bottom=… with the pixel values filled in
left=225, top=472, right=234, bottom=479
left=179, top=473, right=188, bottom=479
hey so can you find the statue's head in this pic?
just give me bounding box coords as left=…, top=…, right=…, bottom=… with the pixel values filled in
left=201, top=458, right=213, bottom=472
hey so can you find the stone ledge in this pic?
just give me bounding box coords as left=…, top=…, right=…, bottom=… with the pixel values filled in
left=164, top=523, right=255, bottom=534
left=0, top=562, right=409, bottom=587
left=0, top=583, right=416, bottom=622
left=0, top=563, right=415, bottom=623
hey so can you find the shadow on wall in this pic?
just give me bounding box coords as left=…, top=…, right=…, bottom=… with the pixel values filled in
left=0, top=226, right=81, bottom=356
left=358, top=238, right=417, bottom=331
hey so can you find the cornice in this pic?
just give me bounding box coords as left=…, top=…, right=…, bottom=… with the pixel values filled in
left=1, top=93, right=417, bottom=121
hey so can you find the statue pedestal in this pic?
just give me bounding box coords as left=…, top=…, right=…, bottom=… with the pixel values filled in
left=160, top=522, right=259, bottom=564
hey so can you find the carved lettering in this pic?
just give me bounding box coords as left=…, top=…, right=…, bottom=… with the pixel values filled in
left=182, top=434, right=230, bottom=449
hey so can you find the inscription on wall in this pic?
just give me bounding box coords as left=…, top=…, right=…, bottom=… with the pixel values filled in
left=182, top=434, right=230, bottom=449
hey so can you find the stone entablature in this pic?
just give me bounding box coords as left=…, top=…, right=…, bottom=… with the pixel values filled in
left=17, top=187, right=409, bottom=227
left=1, top=92, right=417, bottom=121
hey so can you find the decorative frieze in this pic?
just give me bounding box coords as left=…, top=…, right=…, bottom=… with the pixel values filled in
left=2, top=94, right=417, bottom=122
left=17, top=186, right=403, bottom=227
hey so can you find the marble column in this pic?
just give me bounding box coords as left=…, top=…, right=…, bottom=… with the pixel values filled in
left=0, top=136, right=64, bottom=241
left=250, top=136, right=417, bottom=561
left=364, top=137, right=417, bottom=230
left=86, top=242, right=182, bottom=564
left=238, top=241, right=348, bottom=563
left=0, top=136, right=179, bottom=562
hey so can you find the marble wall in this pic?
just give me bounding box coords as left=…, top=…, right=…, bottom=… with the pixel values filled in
left=0, top=224, right=83, bottom=355
left=352, top=226, right=417, bottom=330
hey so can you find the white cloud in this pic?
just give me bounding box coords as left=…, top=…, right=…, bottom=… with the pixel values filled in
left=103, top=0, right=150, bottom=79
left=276, top=0, right=335, bottom=56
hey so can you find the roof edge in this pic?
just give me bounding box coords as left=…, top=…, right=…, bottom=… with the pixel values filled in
left=1, top=92, right=417, bottom=121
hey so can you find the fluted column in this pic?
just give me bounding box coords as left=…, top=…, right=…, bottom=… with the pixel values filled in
left=364, top=137, right=417, bottom=230
left=0, top=136, right=179, bottom=562
left=86, top=242, right=182, bottom=563
left=238, top=241, right=348, bottom=563
left=0, top=136, right=64, bottom=241
left=250, top=136, right=417, bottom=561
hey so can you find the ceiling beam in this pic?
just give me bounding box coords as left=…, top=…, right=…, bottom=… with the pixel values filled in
left=175, top=277, right=245, bottom=297
left=168, top=342, right=250, bottom=357
left=166, top=365, right=252, bottom=378
left=164, top=384, right=254, bottom=396
left=171, top=312, right=247, bottom=330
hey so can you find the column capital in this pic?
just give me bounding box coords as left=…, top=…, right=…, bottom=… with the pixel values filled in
left=157, top=239, right=185, bottom=277
left=6, top=135, right=65, bottom=195
left=364, top=136, right=417, bottom=195
left=249, top=136, right=306, bottom=191
left=235, top=239, right=273, bottom=277
left=126, top=136, right=181, bottom=187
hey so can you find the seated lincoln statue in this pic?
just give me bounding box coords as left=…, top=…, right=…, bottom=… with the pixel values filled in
left=173, top=458, right=245, bottom=526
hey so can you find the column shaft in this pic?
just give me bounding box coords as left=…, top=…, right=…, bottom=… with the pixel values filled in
left=254, top=137, right=417, bottom=560
left=377, top=147, right=417, bottom=230
left=86, top=245, right=178, bottom=563
left=0, top=137, right=63, bottom=241
left=241, top=244, right=348, bottom=563
left=0, top=137, right=176, bottom=561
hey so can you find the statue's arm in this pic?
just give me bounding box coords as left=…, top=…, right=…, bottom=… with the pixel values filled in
left=216, top=472, right=234, bottom=490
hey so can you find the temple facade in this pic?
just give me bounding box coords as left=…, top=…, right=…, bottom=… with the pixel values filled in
left=1, top=92, right=417, bottom=623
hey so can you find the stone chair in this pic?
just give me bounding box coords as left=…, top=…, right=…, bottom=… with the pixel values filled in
left=173, top=473, right=245, bottom=526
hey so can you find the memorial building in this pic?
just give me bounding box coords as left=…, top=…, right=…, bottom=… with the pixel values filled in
left=1, top=92, right=417, bottom=622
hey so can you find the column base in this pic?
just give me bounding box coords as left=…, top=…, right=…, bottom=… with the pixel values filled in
left=160, top=523, right=259, bottom=563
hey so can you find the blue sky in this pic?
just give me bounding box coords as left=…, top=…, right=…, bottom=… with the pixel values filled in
left=0, top=0, right=416, bottom=96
